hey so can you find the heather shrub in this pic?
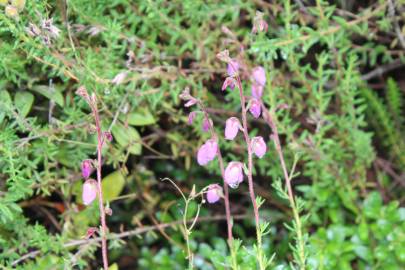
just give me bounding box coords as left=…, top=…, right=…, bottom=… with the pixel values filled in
left=0, top=0, right=404, bottom=269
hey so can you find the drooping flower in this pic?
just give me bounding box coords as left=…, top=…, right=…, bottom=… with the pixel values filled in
left=252, top=66, right=266, bottom=86
left=224, top=161, right=244, bottom=188
left=82, top=179, right=97, bottom=205
left=81, top=159, right=93, bottom=179
left=202, top=117, right=211, bottom=132
left=184, top=98, right=198, bottom=107
left=188, top=111, right=196, bottom=125
left=249, top=98, right=261, bottom=118
left=225, top=117, right=241, bottom=140
left=197, top=139, right=218, bottom=166
left=251, top=83, right=263, bottom=99
left=227, top=59, right=239, bottom=77
left=221, top=77, right=236, bottom=91
left=206, top=184, right=223, bottom=204
left=251, top=136, right=267, bottom=158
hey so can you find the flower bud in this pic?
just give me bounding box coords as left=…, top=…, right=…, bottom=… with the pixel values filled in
left=251, top=136, right=267, bottom=158
left=111, top=72, right=127, bottom=85
left=221, top=77, right=236, bottom=91
left=81, top=159, right=93, bottom=179
left=225, top=117, right=240, bottom=140
left=202, top=117, right=211, bottom=132
left=224, top=161, right=244, bottom=188
left=249, top=98, right=261, bottom=118
left=227, top=59, right=239, bottom=77
left=82, top=179, right=97, bottom=205
left=184, top=98, right=198, bottom=107
left=252, top=66, right=266, bottom=86
left=197, top=139, right=218, bottom=166
left=103, top=131, right=113, bottom=142
left=206, top=184, right=223, bottom=204
left=188, top=111, right=196, bottom=125
left=251, top=83, right=263, bottom=99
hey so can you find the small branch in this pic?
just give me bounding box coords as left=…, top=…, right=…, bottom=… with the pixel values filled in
left=11, top=215, right=247, bottom=267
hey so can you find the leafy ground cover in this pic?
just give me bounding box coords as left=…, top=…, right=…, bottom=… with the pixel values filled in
left=0, top=0, right=404, bottom=269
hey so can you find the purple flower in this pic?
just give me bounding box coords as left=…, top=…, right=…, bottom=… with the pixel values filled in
left=224, top=161, right=244, bottom=188
left=249, top=98, right=261, bottom=118
left=81, top=159, right=93, bottom=179
left=225, top=117, right=241, bottom=140
left=197, top=139, right=218, bottom=166
left=82, top=179, right=97, bottom=205
left=252, top=66, right=266, bottom=86
left=221, top=77, right=236, bottom=91
left=227, top=59, right=239, bottom=77
left=184, top=98, right=198, bottom=107
left=103, top=131, right=113, bottom=142
left=188, top=111, right=196, bottom=125
left=202, top=117, right=211, bottom=132
left=251, top=136, right=267, bottom=158
left=251, top=83, right=263, bottom=99
left=206, top=184, right=223, bottom=204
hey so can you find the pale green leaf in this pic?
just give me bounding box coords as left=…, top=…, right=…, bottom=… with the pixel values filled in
left=102, top=171, right=125, bottom=201
left=14, top=91, right=34, bottom=117
left=111, top=124, right=142, bottom=155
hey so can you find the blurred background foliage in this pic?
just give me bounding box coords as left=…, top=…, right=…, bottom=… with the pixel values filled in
left=0, top=0, right=404, bottom=269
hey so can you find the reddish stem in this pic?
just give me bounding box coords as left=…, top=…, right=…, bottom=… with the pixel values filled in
left=91, top=102, right=109, bottom=270
left=200, top=104, right=233, bottom=241
left=235, top=77, right=260, bottom=228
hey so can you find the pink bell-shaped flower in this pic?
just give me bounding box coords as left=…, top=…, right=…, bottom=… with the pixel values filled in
left=249, top=98, right=261, bottom=118
left=188, top=111, right=196, bottom=125
left=202, top=117, right=211, bottom=132
left=225, top=117, right=241, bottom=140
left=81, top=159, right=93, bottom=179
left=251, top=83, right=263, bottom=99
left=252, top=66, right=266, bottom=86
left=197, top=139, right=218, bottom=166
left=82, top=179, right=97, bottom=205
left=224, top=161, right=244, bottom=188
left=251, top=136, right=267, bottom=158
left=206, top=184, right=223, bottom=204
left=227, top=59, right=239, bottom=76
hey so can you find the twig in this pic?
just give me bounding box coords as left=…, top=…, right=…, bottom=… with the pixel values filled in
left=388, top=0, right=405, bottom=50
left=361, top=58, right=405, bottom=81
left=11, top=214, right=247, bottom=267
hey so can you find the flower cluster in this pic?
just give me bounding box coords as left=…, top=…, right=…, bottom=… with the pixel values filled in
left=180, top=60, right=268, bottom=203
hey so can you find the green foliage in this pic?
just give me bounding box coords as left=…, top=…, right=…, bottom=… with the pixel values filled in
left=361, top=78, right=405, bottom=168
left=0, top=0, right=404, bottom=269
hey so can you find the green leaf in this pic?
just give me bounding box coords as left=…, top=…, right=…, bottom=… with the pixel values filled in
left=125, top=108, right=156, bottom=126
left=363, top=191, right=382, bottom=219
left=111, top=124, right=142, bottom=155
left=31, top=85, right=64, bottom=106
left=14, top=91, right=34, bottom=117
left=102, top=171, right=125, bottom=201
left=0, top=90, right=12, bottom=123
left=108, top=263, right=119, bottom=270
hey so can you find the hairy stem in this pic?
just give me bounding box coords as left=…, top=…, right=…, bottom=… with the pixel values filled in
left=91, top=102, right=109, bottom=270
left=235, top=77, right=263, bottom=269
left=261, top=103, right=305, bottom=269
